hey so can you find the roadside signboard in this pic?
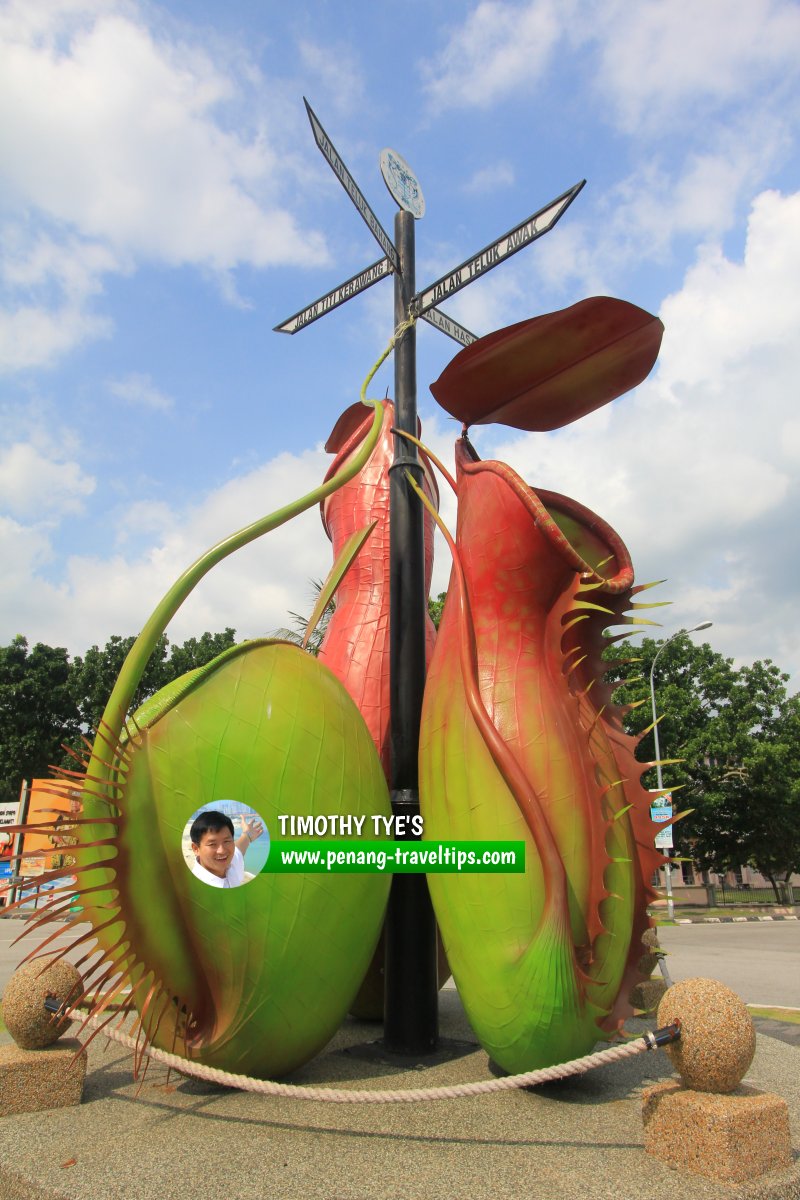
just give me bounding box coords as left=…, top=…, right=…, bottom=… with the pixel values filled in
left=18, top=778, right=81, bottom=878
left=650, top=791, right=674, bottom=850
left=0, top=799, right=19, bottom=833
left=0, top=799, right=18, bottom=884
left=280, top=101, right=583, bottom=355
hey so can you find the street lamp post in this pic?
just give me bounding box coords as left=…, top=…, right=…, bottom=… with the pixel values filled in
left=649, top=621, right=713, bottom=920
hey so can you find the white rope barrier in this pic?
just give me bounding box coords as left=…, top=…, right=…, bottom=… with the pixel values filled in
left=71, top=1008, right=653, bottom=1104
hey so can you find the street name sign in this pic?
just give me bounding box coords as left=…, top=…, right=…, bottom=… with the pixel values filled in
left=420, top=307, right=476, bottom=347
left=305, top=99, right=399, bottom=272
left=274, top=257, right=393, bottom=334
left=411, top=181, right=585, bottom=318
left=281, top=103, right=584, bottom=352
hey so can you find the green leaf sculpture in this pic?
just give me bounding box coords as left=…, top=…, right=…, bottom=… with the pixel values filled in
left=18, top=391, right=394, bottom=1079
left=406, top=434, right=664, bottom=1074
left=111, top=638, right=391, bottom=1077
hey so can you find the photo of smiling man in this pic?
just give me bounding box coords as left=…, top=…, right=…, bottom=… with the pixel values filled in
left=188, top=809, right=264, bottom=888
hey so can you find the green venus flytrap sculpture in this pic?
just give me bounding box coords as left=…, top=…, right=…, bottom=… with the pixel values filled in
left=5, top=102, right=675, bottom=1080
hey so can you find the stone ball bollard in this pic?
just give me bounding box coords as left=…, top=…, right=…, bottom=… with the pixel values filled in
left=656, top=976, right=755, bottom=1093
left=636, top=927, right=662, bottom=977
left=1, top=957, right=82, bottom=1049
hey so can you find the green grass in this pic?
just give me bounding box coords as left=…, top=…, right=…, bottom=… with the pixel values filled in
left=748, top=1006, right=800, bottom=1025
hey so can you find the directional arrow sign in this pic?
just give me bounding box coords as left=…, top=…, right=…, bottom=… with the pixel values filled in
left=274, top=257, right=393, bottom=334
left=412, top=181, right=585, bottom=317
left=304, top=99, right=400, bottom=272
left=420, top=307, right=477, bottom=347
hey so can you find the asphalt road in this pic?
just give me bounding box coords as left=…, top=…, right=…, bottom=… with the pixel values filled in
left=0, top=920, right=104, bottom=996
left=657, top=920, right=799, bottom=1007
left=1, top=915, right=798, bottom=1007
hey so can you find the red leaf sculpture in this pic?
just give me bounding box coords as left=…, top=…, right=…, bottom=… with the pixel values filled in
left=430, top=297, right=664, bottom=431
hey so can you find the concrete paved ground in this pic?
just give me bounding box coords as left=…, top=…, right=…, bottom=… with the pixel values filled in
left=1, top=916, right=798, bottom=1199
left=1, top=990, right=799, bottom=1200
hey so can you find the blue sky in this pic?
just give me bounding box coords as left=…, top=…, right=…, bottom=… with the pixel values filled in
left=2, top=0, right=799, bottom=691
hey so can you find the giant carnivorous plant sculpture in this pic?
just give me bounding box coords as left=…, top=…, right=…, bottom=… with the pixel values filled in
left=6, top=298, right=669, bottom=1079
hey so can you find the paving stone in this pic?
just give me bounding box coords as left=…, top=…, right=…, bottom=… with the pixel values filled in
left=642, top=1081, right=792, bottom=1183
left=0, top=1039, right=86, bottom=1117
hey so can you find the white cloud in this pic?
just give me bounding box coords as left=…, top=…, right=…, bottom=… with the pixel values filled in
left=782, top=418, right=800, bottom=463
left=421, top=0, right=565, bottom=110
left=108, top=372, right=174, bottom=412
left=611, top=123, right=788, bottom=253
left=657, top=191, right=800, bottom=394
left=0, top=298, right=112, bottom=372
left=0, top=440, right=335, bottom=655
left=0, top=0, right=329, bottom=370
left=483, top=121, right=794, bottom=319
left=592, top=0, right=800, bottom=134
left=0, top=227, right=118, bottom=370
left=421, top=0, right=799, bottom=307
left=422, top=0, right=800, bottom=131
left=0, top=514, right=71, bottom=644
left=0, top=441, right=95, bottom=519
left=114, top=499, right=174, bottom=547
left=471, top=188, right=800, bottom=687
left=463, top=161, right=515, bottom=195
left=0, top=513, right=54, bottom=577
left=0, top=5, right=326, bottom=268
left=0, top=401, right=459, bottom=662
left=0, top=227, right=120, bottom=296
left=297, top=39, right=365, bottom=117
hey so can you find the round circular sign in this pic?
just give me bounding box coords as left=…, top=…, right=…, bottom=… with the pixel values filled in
left=380, top=148, right=425, bottom=219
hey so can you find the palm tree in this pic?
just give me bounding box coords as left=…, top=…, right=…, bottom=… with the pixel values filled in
left=270, top=579, right=335, bottom=656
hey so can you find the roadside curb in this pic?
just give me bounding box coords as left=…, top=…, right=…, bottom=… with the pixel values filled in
left=672, top=914, right=798, bottom=924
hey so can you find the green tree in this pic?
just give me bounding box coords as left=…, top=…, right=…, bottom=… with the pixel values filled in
left=270, top=581, right=335, bottom=656
left=605, top=632, right=736, bottom=790
left=428, top=591, right=447, bottom=630
left=70, top=628, right=238, bottom=731
left=70, top=633, right=170, bottom=733
left=164, top=628, right=237, bottom=677
left=0, top=629, right=238, bottom=806
left=606, top=635, right=800, bottom=890
left=0, top=636, right=81, bottom=804
left=688, top=688, right=800, bottom=893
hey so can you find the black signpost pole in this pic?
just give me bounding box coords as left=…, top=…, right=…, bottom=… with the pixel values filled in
left=384, top=209, right=438, bottom=1054
left=275, top=99, right=584, bottom=1057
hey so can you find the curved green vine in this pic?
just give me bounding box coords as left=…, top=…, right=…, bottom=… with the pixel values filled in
left=86, top=323, right=409, bottom=801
